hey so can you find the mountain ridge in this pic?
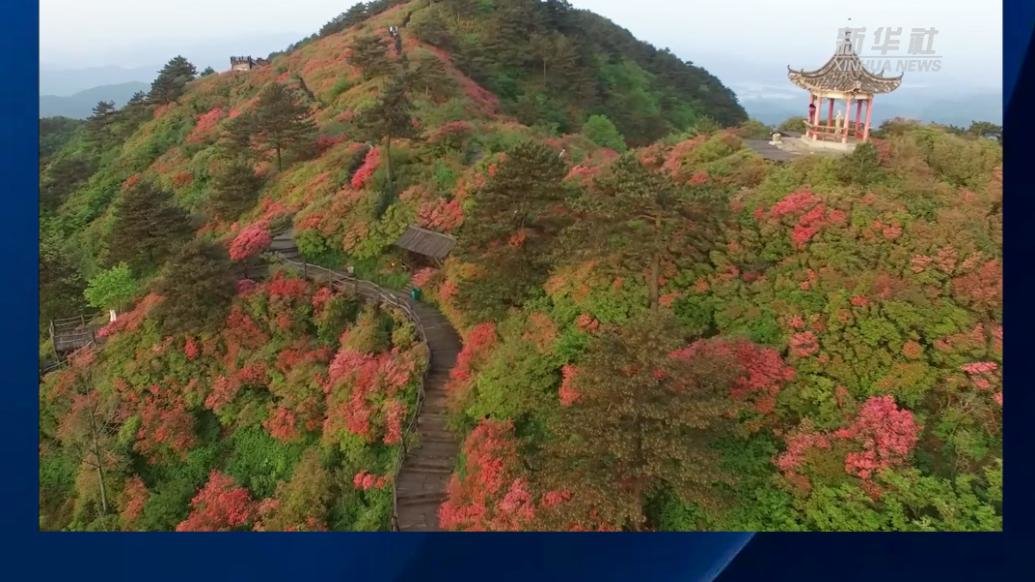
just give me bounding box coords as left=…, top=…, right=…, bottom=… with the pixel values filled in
left=40, top=81, right=150, bottom=119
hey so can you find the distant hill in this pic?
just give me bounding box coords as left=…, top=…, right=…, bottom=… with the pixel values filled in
left=40, top=81, right=149, bottom=119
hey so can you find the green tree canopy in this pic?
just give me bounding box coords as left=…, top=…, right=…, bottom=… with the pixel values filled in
left=84, top=263, right=140, bottom=312
left=250, top=83, right=317, bottom=171
left=542, top=313, right=739, bottom=530
left=208, top=161, right=264, bottom=221
left=457, top=141, right=572, bottom=319
left=149, top=56, right=197, bottom=104
left=153, top=240, right=236, bottom=334
left=86, top=100, right=117, bottom=150
left=107, top=181, right=193, bottom=273
left=348, top=33, right=391, bottom=80
left=581, top=114, right=627, bottom=152
left=569, top=154, right=725, bottom=310
left=356, top=73, right=416, bottom=204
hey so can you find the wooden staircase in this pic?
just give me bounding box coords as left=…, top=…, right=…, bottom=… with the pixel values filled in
left=269, top=230, right=462, bottom=532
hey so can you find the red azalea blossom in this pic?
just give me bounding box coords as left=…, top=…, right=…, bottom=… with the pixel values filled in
left=439, top=420, right=534, bottom=531
left=228, top=221, right=272, bottom=262
left=558, top=365, right=580, bottom=407
left=411, top=267, right=438, bottom=289
left=383, top=399, right=405, bottom=445
left=176, top=471, right=256, bottom=532
left=352, top=471, right=389, bottom=491
left=119, top=476, right=150, bottom=528
left=351, top=147, right=381, bottom=189
left=447, top=323, right=498, bottom=395
left=184, top=337, right=200, bottom=361
left=575, top=313, right=600, bottom=333
left=187, top=107, right=226, bottom=144
left=673, top=338, right=795, bottom=415
left=417, top=197, right=464, bottom=232
left=835, top=396, right=920, bottom=479
left=265, top=406, right=300, bottom=442
left=789, top=331, right=820, bottom=358
left=311, top=286, right=335, bottom=313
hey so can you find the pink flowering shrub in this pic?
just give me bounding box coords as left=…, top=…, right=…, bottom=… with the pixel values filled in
left=417, top=197, right=464, bottom=232
left=672, top=338, right=795, bottom=415
left=176, top=471, right=256, bottom=531
left=558, top=365, right=580, bottom=407
left=228, top=221, right=272, bottom=262
left=187, top=107, right=225, bottom=143
left=776, top=395, right=920, bottom=486
left=439, top=420, right=535, bottom=531
left=447, top=323, right=498, bottom=399
left=835, top=396, right=920, bottom=479
left=350, top=147, right=381, bottom=189
left=353, top=471, right=389, bottom=491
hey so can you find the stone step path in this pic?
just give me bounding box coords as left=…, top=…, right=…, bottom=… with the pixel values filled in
left=270, top=231, right=462, bottom=532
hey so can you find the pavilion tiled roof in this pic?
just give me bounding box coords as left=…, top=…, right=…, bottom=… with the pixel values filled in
left=394, top=225, right=456, bottom=260
left=788, top=34, right=903, bottom=95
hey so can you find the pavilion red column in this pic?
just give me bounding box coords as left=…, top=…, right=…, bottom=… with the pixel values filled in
left=842, top=97, right=853, bottom=143
left=808, top=94, right=816, bottom=138
left=863, top=98, right=874, bottom=141
left=827, top=98, right=835, bottom=128
left=855, top=101, right=864, bottom=136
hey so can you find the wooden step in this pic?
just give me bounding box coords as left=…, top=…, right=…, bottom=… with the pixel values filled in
left=403, top=463, right=454, bottom=475
left=419, top=431, right=456, bottom=444
left=397, top=492, right=447, bottom=506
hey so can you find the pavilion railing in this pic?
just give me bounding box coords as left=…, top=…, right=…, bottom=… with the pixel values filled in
left=802, top=121, right=867, bottom=141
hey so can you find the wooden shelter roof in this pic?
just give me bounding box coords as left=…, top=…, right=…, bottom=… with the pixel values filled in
left=788, top=33, right=903, bottom=95
left=395, top=225, right=456, bottom=260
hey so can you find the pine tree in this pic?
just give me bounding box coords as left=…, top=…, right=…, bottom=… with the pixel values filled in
left=250, top=83, right=317, bottom=171
left=107, top=181, right=193, bottom=272
left=153, top=240, right=236, bottom=334
left=349, top=34, right=391, bottom=80
left=529, top=32, right=580, bottom=91
left=86, top=100, right=117, bottom=150
left=39, top=240, right=88, bottom=338
left=320, top=3, right=368, bottom=38
left=40, top=156, right=94, bottom=212
left=218, top=114, right=256, bottom=161
left=543, top=313, right=739, bottom=530
left=149, top=56, right=197, bottom=104
left=208, top=160, right=263, bottom=220
left=569, top=154, right=724, bottom=310
left=412, top=52, right=453, bottom=101
left=114, top=91, right=153, bottom=140
left=356, top=73, right=416, bottom=202
left=457, top=141, right=572, bottom=318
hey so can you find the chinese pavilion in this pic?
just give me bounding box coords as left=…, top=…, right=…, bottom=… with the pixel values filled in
left=788, top=31, right=902, bottom=143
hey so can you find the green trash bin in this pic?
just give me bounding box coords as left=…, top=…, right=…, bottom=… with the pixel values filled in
left=410, top=287, right=423, bottom=301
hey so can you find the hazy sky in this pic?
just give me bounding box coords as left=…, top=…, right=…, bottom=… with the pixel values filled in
left=41, top=0, right=1002, bottom=92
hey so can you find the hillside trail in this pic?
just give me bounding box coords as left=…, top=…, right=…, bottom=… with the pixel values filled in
left=269, top=230, right=461, bottom=532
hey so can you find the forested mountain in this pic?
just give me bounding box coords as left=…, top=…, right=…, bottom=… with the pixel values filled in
left=40, top=82, right=151, bottom=119
left=38, top=0, right=1000, bottom=532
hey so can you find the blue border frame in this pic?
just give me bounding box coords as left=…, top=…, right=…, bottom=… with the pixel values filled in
left=6, top=1, right=1030, bottom=580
